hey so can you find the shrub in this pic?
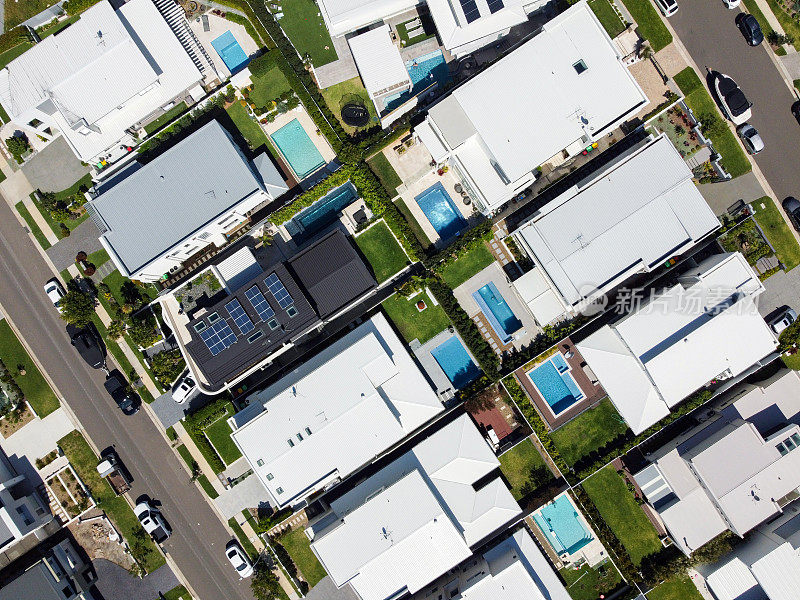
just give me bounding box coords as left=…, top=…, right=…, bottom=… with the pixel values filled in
left=59, top=224, right=71, bottom=238
left=127, top=314, right=160, bottom=348
left=0, top=27, right=32, bottom=54
left=6, top=134, right=29, bottom=163
left=150, top=349, right=185, bottom=383
left=59, top=288, right=95, bottom=327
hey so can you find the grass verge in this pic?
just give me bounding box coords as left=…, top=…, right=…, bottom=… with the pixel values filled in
left=229, top=517, right=259, bottom=560
left=765, top=0, right=800, bottom=51
left=161, top=585, right=191, bottom=600
left=620, top=0, right=672, bottom=51
left=354, top=221, right=408, bottom=283
left=752, top=196, right=800, bottom=271
left=197, top=474, right=219, bottom=499
left=742, top=0, right=785, bottom=55
left=0, top=320, right=60, bottom=416
left=551, top=398, right=630, bottom=466
left=15, top=201, right=52, bottom=250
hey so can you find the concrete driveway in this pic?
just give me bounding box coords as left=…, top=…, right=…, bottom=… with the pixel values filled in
left=21, top=137, right=89, bottom=193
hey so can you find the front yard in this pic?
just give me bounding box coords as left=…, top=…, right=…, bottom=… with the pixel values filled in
left=382, top=290, right=451, bottom=344
left=560, top=559, right=623, bottom=600
left=582, top=466, right=662, bottom=565
left=0, top=319, right=60, bottom=416
left=498, top=438, right=551, bottom=500
left=205, top=406, right=242, bottom=466
left=438, top=243, right=495, bottom=289
left=752, top=196, right=800, bottom=271
left=620, top=0, right=672, bottom=51
left=278, top=527, right=327, bottom=586
left=354, top=221, right=408, bottom=283
left=276, top=0, right=338, bottom=67
left=550, top=398, right=629, bottom=466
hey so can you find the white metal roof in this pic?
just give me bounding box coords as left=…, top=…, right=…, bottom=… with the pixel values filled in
left=232, top=313, right=443, bottom=507
left=706, top=557, right=763, bottom=600
left=318, top=0, right=419, bottom=37
left=512, top=268, right=569, bottom=325
left=426, top=0, right=528, bottom=53
left=348, top=25, right=410, bottom=98
left=515, top=135, right=719, bottom=310
left=751, top=542, right=800, bottom=600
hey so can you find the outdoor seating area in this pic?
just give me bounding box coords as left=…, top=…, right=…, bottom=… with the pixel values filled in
left=188, top=11, right=260, bottom=79
left=399, top=169, right=475, bottom=246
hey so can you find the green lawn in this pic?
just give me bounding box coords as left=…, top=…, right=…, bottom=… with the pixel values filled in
left=87, top=248, right=110, bottom=268
left=396, top=14, right=436, bottom=46
left=277, top=0, right=338, bottom=67
left=0, top=320, right=60, bottom=416
left=395, top=198, right=431, bottom=250
left=226, top=102, right=270, bottom=150
left=5, top=0, right=57, bottom=29
left=320, top=77, right=378, bottom=134
left=250, top=66, right=292, bottom=108
left=382, top=290, right=451, bottom=344
left=752, top=196, right=800, bottom=271
left=783, top=353, right=800, bottom=370
left=144, top=102, right=188, bottom=135
left=279, top=527, right=327, bottom=586
left=766, top=0, right=800, bottom=52
left=551, top=399, right=630, bottom=466
left=498, top=439, right=549, bottom=500
left=53, top=173, right=93, bottom=202
left=32, top=173, right=94, bottom=239
left=176, top=444, right=195, bottom=471
left=0, top=42, right=33, bottom=70
left=15, top=201, right=52, bottom=250
left=647, top=575, right=704, bottom=600
left=161, top=585, right=191, bottom=600
left=582, top=466, right=662, bottom=565
left=354, top=221, right=408, bottom=283
left=438, top=243, right=495, bottom=289
left=674, top=67, right=751, bottom=179
left=561, top=560, right=623, bottom=600
left=589, top=0, right=627, bottom=38
left=205, top=413, right=242, bottom=465
left=197, top=474, right=219, bottom=499
left=39, top=15, right=81, bottom=38
left=620, top=0, right=672, bottom=51
left=58, top=431, right=165, bottom=573
left=742, top=0, right=786, bottom=55
left=229, top=517, right=259, bottom=560
left=368, top=152, right=402, bottom=196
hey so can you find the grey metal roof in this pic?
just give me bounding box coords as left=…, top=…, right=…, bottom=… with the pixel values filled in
left=90, top=120, right=265, bottom=275
left=288, top=229, right=376, bottom=318
left=0, top=518, right=13, bottom=549
left=252, top=152, right=290, bottom=199
left=0, top=561, right=67, bottom=600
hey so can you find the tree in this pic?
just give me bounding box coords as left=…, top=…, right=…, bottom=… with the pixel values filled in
left=107, top=319, right=126, bottom=340
left=151, top=349, right=186, bottom=383
left=251, top=562, right=283, bottom=600
left=59, top=289, right=95, bottom=327
left=5, top=134, right=29, bottom=161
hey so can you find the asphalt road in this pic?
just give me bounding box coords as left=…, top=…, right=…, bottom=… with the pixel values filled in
left=669, top=0, right=800, bottom=202
left=0, top=198, right=253, bottom=600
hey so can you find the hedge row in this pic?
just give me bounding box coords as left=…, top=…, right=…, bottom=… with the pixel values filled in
left=427, top=221, right=493, bottom=271
left=0, top=358, right=24, bottom=407
left=501, top=375, right=570, bottom=475
left=427, top=277, right=500, bottom=378
left=182, top=398, right=233, bottom=473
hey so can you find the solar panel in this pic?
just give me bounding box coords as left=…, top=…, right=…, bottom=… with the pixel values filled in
left=225, top=299, right=254, bottom=335
left=245, top=285, right=275, bottom=321
left=459, top=0, right=481, bottom=23
left=200, top=320, right=237, bottom=356
left=265, top=273, right=294, bottom=310
left=486, top=0, right=504, bottom=13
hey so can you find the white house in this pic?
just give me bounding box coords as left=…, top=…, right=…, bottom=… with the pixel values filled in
left=633, top=370, right=800, bottom=558
left=0, top=448, right=54, bottom=555
left=230, top=313, right=444, bottom=508
left=308, top=413, right=521, bottom=600
left=415, top=1, right=648, bottom=214
left=509, top=134, right=719, bottom=325
left=86, top=120, right=288, bottom=283
left=0, top=0, right=209, bottom=165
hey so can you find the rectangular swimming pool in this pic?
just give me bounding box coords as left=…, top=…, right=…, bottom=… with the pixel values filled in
left=385, top=50, right=451, bottom=112
left=211, top=30, right=249, bottom=73
left=270, top=119, right=326, bottom=180
left=288, top=182, right=357, bottom=243
left=415, top=182, right=466, bottom=241
left=431, top=336, right=481, bottom=389
left=528, top=353, right=584, bottom=415
left=533, top=494, right=594, bottom=557
left=472, top=282, right=522, bottom=345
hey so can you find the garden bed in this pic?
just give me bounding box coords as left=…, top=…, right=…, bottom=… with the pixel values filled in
left=651, top=106, right=704, bottom=159
left=0, top=403, right=34, bottom=438
left=47, top=465, right=92, bottom=519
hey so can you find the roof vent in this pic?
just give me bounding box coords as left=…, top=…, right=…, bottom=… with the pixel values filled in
left=573, top=59, right=588, bottom=74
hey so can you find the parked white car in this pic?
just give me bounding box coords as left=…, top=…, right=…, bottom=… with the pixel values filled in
left=135, top=500, right=171, bottom=543
left=44, top=278, right=66, bottom=312
left=714, top=73, right=752, bottom=125
left=722, top=0, right=741, bottom=8
left=768, top=307, right=797, bottom=335
left=654, top=0, right=678, bottom=17
left=225, top=541, right=254, bottom=578
left=172, top=376, right=196, bottom=404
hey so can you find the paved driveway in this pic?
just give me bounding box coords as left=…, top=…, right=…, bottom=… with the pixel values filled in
left=757, top=266, right=800, bottom=317
left=46, top=218, right=104, bottom=271
left=92, top=559, right=179, bottom=600
left=669, top=0, right=800, bottom=202
left=21, top=137, right=89, bottom=193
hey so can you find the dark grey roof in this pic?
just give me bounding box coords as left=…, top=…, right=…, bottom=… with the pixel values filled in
left=184, top=263, right=319, bottom=388
left=0, top=561, right=67, bottom=600
left=89, top=121, right=267, bottom=276
left=288, top=229, right=377, bottom=318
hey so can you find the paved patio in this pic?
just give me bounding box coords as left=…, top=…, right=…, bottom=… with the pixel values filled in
left=189, top=11, right=260, bottom=79
left=383, top=135, right=433, bottom=184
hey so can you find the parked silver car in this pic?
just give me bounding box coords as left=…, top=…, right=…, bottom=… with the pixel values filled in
left=737, top=123, right=764, bottom=155
left=768, top=307, right=797, bottom=335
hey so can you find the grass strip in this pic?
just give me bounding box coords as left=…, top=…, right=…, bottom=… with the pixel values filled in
left=228, top=517, right=259, bottom=559
left=0, top=320, right=60, bottom=416
left=620, top=0, right=672, bottom=51
left=15, top=201, right=51, bottom=250
left=752, top=196, right=800, bottom=271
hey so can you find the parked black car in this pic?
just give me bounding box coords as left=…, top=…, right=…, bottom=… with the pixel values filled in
left=783, top=197, right=800, bottom=232
left=104, top=371, right=139, bottom=415
left=792, top=101, right=800, bottom=125
left=67, top=324, right=106, bottom=370
left=736, top=13, right=764, bottom=46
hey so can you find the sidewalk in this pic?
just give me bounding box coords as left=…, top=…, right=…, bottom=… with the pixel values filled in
left=172, top=421, right=226, bottom=494
left=751, top=0, right=795, bottom=54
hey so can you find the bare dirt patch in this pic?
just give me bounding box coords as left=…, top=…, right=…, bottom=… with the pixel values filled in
left=69, top=510, right=135, bottom=570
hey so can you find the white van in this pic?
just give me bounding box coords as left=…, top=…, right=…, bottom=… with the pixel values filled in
left=653, top=0, right=678, bottom=17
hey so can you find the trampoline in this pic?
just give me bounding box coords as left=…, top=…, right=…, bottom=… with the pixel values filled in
left=341, top=103, right=370, bottom=127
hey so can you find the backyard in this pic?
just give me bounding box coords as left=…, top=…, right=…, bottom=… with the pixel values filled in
left=620, top=0, right=672, bottom=51
left=752, top=196, right=800, bottom=271
left=589, top=0, right=627, bottom=39
left=674, top=67, right=751, bottom=179
left=278, top=527, right=327, bottom=586
left=368, top=153, right=403, bottom=197
left=226, top=102, right=270, bottom=150
left=354, top=221, right=408, bottom=283
left=250, top=66, right=292, bottom=108
left=582, top=466, right=662, bottom=565
left=0, top=319, right=60, bottom=416
left=395, top=198, right=432, bottom=250
left=560, top=559, right=623, bottom=600
left=498, top=438, right=550, bottom=500
left=275, top=0, right=338, bottom=67
left=382, top=290, right=451, bottom=344
left=144, top=102, right=188, bottom=135
left=438, top=243, right=495, bottom=289
left=646, top=575, right=704, bottom=600
left=320, top=77, right=378, bottom=134
left=550, top=399, right=630, bottom=466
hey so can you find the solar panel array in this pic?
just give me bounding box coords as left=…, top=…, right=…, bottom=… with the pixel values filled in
left=486, top=0, right=504, bottom=13
left=265, top=273, right=294, bottom=309
left=245, top=285, right=275, bottom=321
left=200, top=320, right=237, bottom=356
left=226, top=299, right=254, bottom=335
left=459, top=0, right=481, bottom=23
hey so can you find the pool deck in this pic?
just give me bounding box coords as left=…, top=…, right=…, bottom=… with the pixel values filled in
left=410, top=329, right=476, bottom=401
left=453, top=262, right=539, bottom=353
left=189, top=12, right=260, bottom=80
left=513, top=337, right=607, bottom=431
left=262, top=106, right=336, bottom=181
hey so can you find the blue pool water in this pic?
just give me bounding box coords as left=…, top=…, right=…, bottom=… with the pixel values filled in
left=289, top=182, right=357, bottom=243
left=473, top=283, right=522, bottom=344
left=211, top=30, right=250, bottom=73
left=270, top=119, right=326, bottom=180
left=415, top=182, right=466, bottom=241
left=431, top=336, right=481, bottom=389
left=385, top=51, right=451, bottom=112
left=533, top=495, right=594, bottom=556
left=528, top=353, right=585, bottom=415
